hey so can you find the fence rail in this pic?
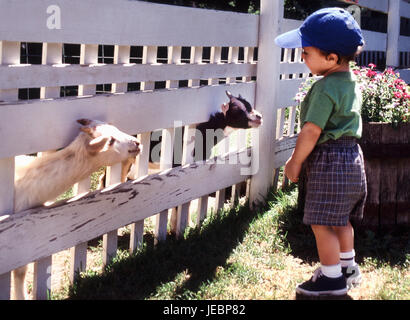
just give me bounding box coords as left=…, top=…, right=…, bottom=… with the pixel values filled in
left=0, top=0, right=259, bottom=47
left=0, top=82, right=256, bottom=158
left=0, top=62, right=257, bottom=91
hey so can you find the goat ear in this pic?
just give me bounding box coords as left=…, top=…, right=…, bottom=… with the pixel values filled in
left=77, top=119, right=92, bottom=126
left=225, top=91, right=233, bottom=100
left=221, top=103, right=229, bottom=116
left=78, top=119, right=96, bottom=137
left=87, top=136, right=109, bottom=154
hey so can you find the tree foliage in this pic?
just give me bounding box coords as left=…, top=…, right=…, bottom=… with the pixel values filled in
left=139, top=0, right=258, bottom=13
left=139, top=0, right=346, bottom=18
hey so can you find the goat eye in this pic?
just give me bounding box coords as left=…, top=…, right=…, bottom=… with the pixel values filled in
left=109, top=137, right=116, bottom=146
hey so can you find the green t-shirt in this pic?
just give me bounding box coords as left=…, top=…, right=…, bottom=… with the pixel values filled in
left=300, top=71, right=363, bottom=145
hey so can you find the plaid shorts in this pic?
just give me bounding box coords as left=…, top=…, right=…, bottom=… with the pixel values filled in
left=298, top=137, right=367, bottom=226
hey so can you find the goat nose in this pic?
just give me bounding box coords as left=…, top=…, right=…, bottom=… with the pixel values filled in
left=133, top=140, right=142, bottom=153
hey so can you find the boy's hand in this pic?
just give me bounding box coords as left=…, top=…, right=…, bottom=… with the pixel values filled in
left=285, top=158, right=302, bottom=183
left=284, top=121, right=322, bottom=183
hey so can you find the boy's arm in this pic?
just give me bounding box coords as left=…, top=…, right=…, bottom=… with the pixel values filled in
left=284, top=122, right=322, bottom=182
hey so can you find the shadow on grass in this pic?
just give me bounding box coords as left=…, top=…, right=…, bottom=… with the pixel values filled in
left=68, top=200, right=261, bottom=300
left=67, top=185, right=409, bottom=300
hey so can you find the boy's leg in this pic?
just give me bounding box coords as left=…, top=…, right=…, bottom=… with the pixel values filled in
left=332, top=221, right=354, bottom=252
left=311, top=225, right=340, bottom=265
left=295, top=225, right=347, bottom=296
left=332, top=222, right=362, bottom=288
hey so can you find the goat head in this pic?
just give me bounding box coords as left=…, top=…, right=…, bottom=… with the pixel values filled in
left=77, top=119, right=142, bottom=158
left=224, top=91, right=262, bottom=129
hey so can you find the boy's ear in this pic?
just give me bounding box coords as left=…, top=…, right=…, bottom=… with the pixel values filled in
left=327, top=53, right=339, bottom=64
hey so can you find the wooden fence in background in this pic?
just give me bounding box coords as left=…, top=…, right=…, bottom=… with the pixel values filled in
left=340, top=0, right=410, bottom=79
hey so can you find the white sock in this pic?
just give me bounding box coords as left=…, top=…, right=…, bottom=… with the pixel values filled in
left=340, top=250, right=356, bottom=268
left=320, top=264, right=342, bottom=278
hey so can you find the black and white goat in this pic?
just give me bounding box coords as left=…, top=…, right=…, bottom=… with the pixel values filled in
left=194, top=90, right=262, bottom=161
left=126, top=90, right=262, bottom=201
left=134, top=90, right=262, bottom=173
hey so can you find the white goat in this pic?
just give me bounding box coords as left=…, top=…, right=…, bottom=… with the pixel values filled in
left=12, top=119, right=142, bottom=300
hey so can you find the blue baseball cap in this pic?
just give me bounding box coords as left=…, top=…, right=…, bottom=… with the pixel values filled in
left=275, top=8, right=364, bottom=56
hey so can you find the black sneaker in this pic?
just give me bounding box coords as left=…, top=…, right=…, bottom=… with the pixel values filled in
left=342, top=265, right=362, bottom=289
left=296, top=268, right=347, bottom=296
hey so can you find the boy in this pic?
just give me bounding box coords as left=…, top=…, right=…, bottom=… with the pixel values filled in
left=274, top=8, right=367, bottom=296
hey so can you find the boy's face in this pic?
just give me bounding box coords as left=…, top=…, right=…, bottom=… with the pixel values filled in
left=302, top=46, right=339, bottom=77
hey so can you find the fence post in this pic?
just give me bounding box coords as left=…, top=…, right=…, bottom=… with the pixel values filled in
left=155, top=127, right=175, bottom=243
left=32, top=42, right=63, bottom=300
left=249, top=0, right=283, bottom=208
left=386, top=0, right=401, bottom=67
left=0, top=40, right=20, bottom=300
left=129, top=132, right=151, bottom=253
left=0, top=158, right=14, bottom=300
left=69, top=43, right=99, bottom=283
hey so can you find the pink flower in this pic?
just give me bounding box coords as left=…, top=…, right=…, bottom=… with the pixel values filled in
left=368, top=63, right=376, bottom=69
left=394, top=91, right=402, bottom=99
left=384, top=68, right=395, bottom=75
left=366, top=70, right=377, bottom=77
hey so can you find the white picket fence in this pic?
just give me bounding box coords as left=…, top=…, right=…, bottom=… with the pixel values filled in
left=0, top=0, right=408, bottom=300
left=342, top=0, right=410, bottom=81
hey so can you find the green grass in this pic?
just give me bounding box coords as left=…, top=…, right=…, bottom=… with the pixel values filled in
left=60, top=184, right=409, bottom=300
